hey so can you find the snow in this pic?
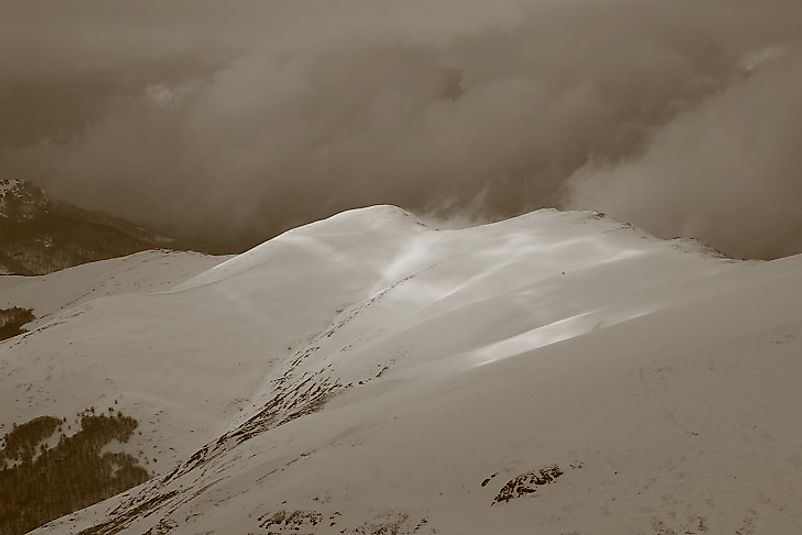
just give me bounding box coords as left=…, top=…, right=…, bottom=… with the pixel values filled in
left=4, top=206, right=801, bottom=534
left=0, top=178, right=26, bottom=215
left=0, top=178, right=25, bottom=196
left=0, top=250, right=228, bottom=330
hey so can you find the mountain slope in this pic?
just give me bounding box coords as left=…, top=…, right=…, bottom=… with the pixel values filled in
left=2, top=206, right=801, bottom=534
left=0, top=249, right=228, bottom=331
left=0, top=250, right=227, bottom=535
left=0, top=179, right=194, bottom=275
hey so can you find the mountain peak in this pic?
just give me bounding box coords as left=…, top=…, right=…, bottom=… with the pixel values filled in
left=0, top=178, right=190, bottom=275
left=0, top=179, right=49, bottom=222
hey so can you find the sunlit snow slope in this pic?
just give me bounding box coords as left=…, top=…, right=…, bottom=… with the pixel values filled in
left=4, top=206, right=801, bottom=534
left=0, top=250, right=227, bottom=330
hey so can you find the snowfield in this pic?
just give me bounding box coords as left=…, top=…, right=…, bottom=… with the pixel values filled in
left=0, top=250, right=228, bottom=330
left=3, top=206, right=801, bottom=534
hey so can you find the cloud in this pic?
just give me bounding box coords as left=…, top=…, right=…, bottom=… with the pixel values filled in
left=566, top=46, right=802, bottom=259
left=1, top=0, right=801, bottom=257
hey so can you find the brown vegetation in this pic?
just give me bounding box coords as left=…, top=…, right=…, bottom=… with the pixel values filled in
left=0, top=412, right=149, bottom=535
left=0, top=307, right=35, bottom=341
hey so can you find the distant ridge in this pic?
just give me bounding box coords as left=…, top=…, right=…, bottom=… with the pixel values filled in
left=0, top=178, right=195, bottom=275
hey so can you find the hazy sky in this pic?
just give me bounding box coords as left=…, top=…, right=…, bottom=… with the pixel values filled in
left=2, top=0, right=801, bottom=257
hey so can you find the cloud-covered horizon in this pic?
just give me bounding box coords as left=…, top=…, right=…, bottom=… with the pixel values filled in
left=2, top=0, right=801, bottom=257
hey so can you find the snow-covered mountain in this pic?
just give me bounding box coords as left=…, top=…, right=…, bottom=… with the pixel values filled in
left=0, top=249, right=228, bottom=334
left=2, top=206, right=802, bottom=534
left=0, top=179, right=192, bottom=275
left=0, top=179, right=48, bottom=222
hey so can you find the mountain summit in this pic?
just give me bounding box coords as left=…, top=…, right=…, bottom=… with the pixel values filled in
left=4, top=206, right=801, bottom=534
left=0, top=179, right=49, bottom=222
left=0, top=179, right=189, bottom=275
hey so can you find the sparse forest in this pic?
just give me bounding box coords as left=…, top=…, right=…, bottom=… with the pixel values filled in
left=0, top=205, right=174, bottom=275
left=0, top=412, right=149, bottom=535
left=0, top=307, right=35, bottom=341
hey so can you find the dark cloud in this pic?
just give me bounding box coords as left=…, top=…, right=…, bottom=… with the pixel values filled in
left=2, top=0, right=801, bottom=257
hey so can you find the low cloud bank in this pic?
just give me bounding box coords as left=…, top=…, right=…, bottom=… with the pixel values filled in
left=2, top=0, right=801, bottom=257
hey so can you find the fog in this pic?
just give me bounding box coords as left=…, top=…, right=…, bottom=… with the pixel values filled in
left=2, top=0, right=801, bottom=257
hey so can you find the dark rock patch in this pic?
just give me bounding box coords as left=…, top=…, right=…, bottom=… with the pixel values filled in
left=491, top=465, right=564, bottom=505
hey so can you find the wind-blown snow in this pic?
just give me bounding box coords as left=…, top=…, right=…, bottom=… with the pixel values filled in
left=2, top=206, right=801, bottom=534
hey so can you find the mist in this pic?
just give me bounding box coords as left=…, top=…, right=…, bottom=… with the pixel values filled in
left=2, top=0, right=801, bottom=257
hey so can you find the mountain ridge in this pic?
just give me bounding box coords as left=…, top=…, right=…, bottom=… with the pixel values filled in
left=1, top=206, right=800, bottom=534
left=0, top=178, right=199, bottom=275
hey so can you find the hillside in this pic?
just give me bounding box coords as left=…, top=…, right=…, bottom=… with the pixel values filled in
left=0, top=179, right=197, bottom=275
left=1, top=206, right=801, bottom=534
left=0, top=250, right=227, bottom=534
left=0, top=249, right=228, bottom=332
